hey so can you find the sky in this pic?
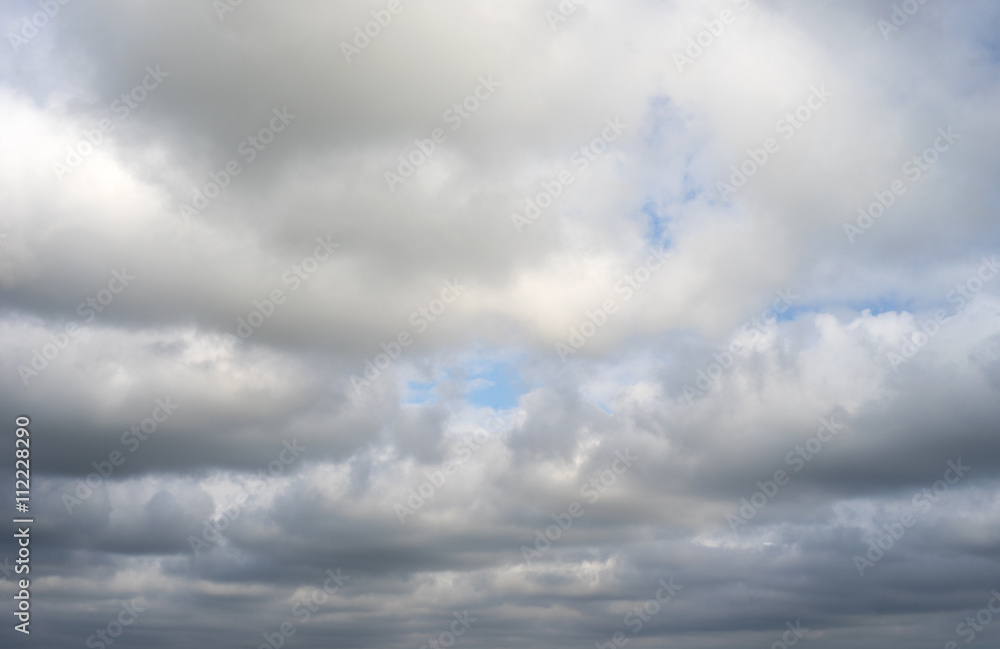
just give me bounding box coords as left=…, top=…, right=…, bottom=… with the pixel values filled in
left=1, top=0, right=1000, bottom=647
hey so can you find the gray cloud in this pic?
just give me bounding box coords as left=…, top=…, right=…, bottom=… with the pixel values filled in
left=2, top=0, right=1000, bottom=647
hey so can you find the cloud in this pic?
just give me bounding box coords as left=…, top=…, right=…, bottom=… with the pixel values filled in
left=2, top=0, right=1000, bottom=647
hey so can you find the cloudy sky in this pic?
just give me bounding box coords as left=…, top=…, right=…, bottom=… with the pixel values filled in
left=2, top=0, right=1000, bottom=647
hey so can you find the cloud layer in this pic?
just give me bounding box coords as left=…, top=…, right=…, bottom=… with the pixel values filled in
left=2, top=0, right=1000, bottom=647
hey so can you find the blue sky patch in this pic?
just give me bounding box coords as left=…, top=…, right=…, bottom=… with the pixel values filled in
left=466, top=360, right=524, bottom=410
